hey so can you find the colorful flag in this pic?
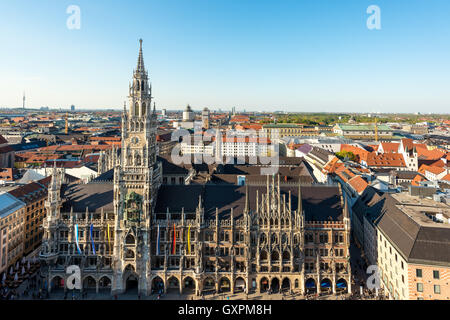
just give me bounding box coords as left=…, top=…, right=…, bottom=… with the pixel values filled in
left=107, top=224, right=111, bottom=252
left=172, top=223, right=176, bottom=255
left=75, top=224, right=82, bottom=254
left=156, top=224, right=160, bottom=255
left=90, top=224, right=96, bottom=255
left=187, top=224, right=191, bottom=255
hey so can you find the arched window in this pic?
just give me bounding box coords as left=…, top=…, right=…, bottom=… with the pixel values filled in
left=134, top=102, right=139, bottom=116
left=125, top=249, right=135, bottom=259
left=125, top=234, right=135, bottom=244
left=259, top=233, right=266, bottom=244
left=142, top=102, right=146, bottom=116
left=271, top=250, right=280, bottom=262
left=141, top=80, right=145, bottom=91
left=260, top=250, right=268, bottom=261
left=135, top=153, right=141, bottom=166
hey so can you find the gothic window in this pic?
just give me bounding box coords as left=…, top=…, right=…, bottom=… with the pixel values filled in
left=134, top=102, right=139, bottom=116
left=271, top=233, right=278, bottom=244
left=259, top=233, right=266, bottom=244
left=260, top=250, right=268, bottom=261
left=125, top=249, right=135, bottom=259
left=282, top=251, right=290, bottom=261
left=135, top=153, right=141, bottom=166
left=271, top=250, right=279, bottom=262
left=125, top=234, right=135, bottom=244
left=281, top=233, right=287, bottom=244
left=141, top=81, right=145, bottom=91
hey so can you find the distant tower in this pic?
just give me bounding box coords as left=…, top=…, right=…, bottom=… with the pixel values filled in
left=23, top=92, right=25, bottom=109
left=65, top=113, right=69, bottom=134
left=202, top=107, right=210, bottom=129
left=183, top=105, right=195, bottom=122
left=71, top=105, right=75, bottom=112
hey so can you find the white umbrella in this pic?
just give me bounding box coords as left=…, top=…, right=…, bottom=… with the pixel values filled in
left=22, top=266, right=26, bottom=275
left=15, top=261, right=19, bottom=270
left=27, top=260, right=31, bottom=270
left=9, top=267, right=13, bottom=275
left=22, top=257, right=26, bottom=264
left=14, top=273, right=18, bottom=282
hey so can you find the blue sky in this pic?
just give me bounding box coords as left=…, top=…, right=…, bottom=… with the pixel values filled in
left=0, top=0, right=449, bottom=113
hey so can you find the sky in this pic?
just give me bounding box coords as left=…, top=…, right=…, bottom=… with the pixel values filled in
left=0, top=0, right=449, bottom=113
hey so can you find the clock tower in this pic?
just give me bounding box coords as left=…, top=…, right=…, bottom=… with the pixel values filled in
left=112, top=39, right=162, bottom=295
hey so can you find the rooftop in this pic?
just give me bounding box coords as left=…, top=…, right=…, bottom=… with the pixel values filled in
left=0, top=192, right=25, bottom=219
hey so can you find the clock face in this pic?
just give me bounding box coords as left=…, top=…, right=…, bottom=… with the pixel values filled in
left=131, top=137, right=139, bottom=144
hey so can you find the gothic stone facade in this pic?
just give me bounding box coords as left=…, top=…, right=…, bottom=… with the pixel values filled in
left=39, top=40, right=351, bottom=297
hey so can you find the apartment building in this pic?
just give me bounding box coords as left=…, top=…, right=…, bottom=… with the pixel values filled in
left=8, top=181, right=48, bottom=256
left=375, top=192, right=450, bottom=300
left=0, top=192, right=26, bottom=275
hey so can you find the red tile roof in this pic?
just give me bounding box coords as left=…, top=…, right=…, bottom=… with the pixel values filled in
left=365, top=153, right=406, bottom=168
left=379, top=142, right=400, bottom=153
left=411, top=174, right=427, bottom=186
left=424, top=165, right=446, bottom=175
left=416, top=147, right=446, bottom=161
left=348, top=176, right=369, bottom=194
left=323, top=156, right=344, bottom=174
left=8, top=182, right=47, bottom=201
left=400, top=138, right=414, bottom=151
left=340, top=144, right=370, bottom=162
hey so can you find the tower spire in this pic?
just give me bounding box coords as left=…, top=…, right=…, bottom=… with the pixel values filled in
left=297, top=184, right=302, bottom=214
left=137, top=39, right=145, bottom=72
left=244, top=184, right=249, bottom=213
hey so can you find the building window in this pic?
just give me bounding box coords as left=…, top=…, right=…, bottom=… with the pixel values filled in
left=417, top=283, right=423, bottom=292
left=416, top=269, right=422, bottom=278
left=434, top=285, right=440, bottom=294
left=433, top=270, right=440, bottom=280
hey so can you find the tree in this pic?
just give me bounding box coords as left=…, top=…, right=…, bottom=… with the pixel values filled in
left=335, top=151, right=358, bottom=162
